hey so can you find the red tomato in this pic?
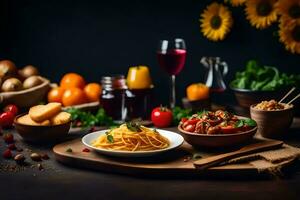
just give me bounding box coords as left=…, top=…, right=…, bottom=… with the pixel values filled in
left=185, top=118, right=200, bottom=125
left=0, top=112, right=15, bottom=128
left=220, top=125, right=241, bottom=134
left=3, top=104, right=18, bottom=116
left=184, top=124, right=195, bottom=132
left=151, top=107, right=173, bottom=128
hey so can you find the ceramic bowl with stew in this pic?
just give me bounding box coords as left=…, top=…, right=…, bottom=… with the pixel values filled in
left=178, top=121, right=257, bottom=148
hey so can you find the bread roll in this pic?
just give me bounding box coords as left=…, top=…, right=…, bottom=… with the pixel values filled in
left=18, top=114, right=50, bottom=126
left=29, top=103, right=62, bottom=122
left=50, top=112, right=71, bottom=125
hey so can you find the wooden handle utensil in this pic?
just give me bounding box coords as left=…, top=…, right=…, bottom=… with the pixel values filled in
left=193, top=140, right=283, bottom=170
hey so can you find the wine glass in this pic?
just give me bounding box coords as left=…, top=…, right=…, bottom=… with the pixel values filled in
left=157, top=38, right=186, bottom=109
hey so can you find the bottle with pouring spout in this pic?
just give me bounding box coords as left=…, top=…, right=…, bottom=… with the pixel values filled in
left=201, top=57, right=228, bottom=93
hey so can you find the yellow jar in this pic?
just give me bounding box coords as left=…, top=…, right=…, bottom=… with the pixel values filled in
left=126, top=66, right=153, bottom=89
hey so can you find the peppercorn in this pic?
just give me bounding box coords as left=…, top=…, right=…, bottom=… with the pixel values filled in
left=30, top=153, right=41, bottom=161
left=14, top=154, right=25, bottom=164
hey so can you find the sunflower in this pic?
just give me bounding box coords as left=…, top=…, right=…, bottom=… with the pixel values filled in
left=279, top=17, right=300, bottom=54
left=245, top=0, right=278, bottom=29
left=276, top=0, right=300, bottom=20
left=226, top=0, right=246, bottom=7
left=200, top=2, right=233, bottom=41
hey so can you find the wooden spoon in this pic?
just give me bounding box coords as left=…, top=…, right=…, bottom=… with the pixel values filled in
left=193, top=140, right=283, bottom=170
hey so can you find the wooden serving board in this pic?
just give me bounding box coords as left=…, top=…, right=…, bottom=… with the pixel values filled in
left=53, top=139, right=265, bottom=178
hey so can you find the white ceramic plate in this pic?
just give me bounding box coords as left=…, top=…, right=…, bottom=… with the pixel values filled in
left=82, top=129, right=184, bottom=157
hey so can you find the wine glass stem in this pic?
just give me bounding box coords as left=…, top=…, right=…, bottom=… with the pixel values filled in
left=170, top=75, right=176, bottom=109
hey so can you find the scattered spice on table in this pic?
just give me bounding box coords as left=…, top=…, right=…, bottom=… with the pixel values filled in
left=37, top=163, right=44, bottom=171
left=0, top=131, right=53, bottom=174
left=7, top=143, right=16, bottom=150
left=3, top=133, right=14, bottom=143
left=2, top=149, right=12, bottom=159
left=30, top=153, right=42, bottom=161
left=14, top=154, right=25, bottom=164
left=82, top=148, right=90, bottom=153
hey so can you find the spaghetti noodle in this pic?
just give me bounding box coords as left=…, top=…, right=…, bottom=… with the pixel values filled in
left=91, top=124, right=170, bottom=151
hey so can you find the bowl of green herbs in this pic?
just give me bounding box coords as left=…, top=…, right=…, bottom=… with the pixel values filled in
left=230, top=60, right=300, bottom=109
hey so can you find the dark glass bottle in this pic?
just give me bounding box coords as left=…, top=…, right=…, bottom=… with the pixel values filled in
left=100, top=75, right=133, bottom=122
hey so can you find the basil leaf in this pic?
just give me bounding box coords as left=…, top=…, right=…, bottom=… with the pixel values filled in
left=126, top=121, right=142, bottom=132
left=243, top=118, right=257, bottom=127
left=234, top=120, right=244, bottom=128
left=107, top=135, right=114, bottom=143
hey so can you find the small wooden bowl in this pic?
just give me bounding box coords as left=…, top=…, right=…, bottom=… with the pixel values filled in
left=178, top=118, right=257, bottom=148
left=0, top=77, right=50, bottom=108
left=14, top=114, right=71, bottom=142
left=250, top=104, right=294, bottom=138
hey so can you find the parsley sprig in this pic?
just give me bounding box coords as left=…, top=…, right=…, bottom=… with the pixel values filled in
left=234, top=118, right=257, bottom=128
left=66, top=107, right=116, bottom=127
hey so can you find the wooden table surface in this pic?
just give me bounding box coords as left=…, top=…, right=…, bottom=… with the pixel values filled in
left=1, top=119, right=300, bottom=200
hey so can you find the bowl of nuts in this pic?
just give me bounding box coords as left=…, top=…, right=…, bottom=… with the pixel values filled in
left=250, top=100, right=294, bottom=138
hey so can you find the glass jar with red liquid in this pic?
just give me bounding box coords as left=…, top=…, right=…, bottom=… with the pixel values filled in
left=100, top=75, right=134, bottom=122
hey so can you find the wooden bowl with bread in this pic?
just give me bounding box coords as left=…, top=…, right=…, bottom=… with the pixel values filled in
left=14, top=103, right=71, bottom=142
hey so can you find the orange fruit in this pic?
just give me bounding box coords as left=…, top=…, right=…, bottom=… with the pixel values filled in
left=186, top=83, right=209, bottom=101
left=48, top=87, right=65, bottom=103
left=84, top=83, right=102, bottom=102
left=62, top=88, right=87, bottom=106
left=60, top=73, right=86, bottom=89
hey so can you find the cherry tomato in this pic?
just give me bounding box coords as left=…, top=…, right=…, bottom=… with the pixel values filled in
left=3, top=104, right=18, bottom=116
left=184, top=124, right=195, bottom=132
left=181, top=118, right=188, bottom=123
left=185, top=118, right=200, bottom=125
left=151, top=106, right=173, bottom=128
left=0, top=112, right=15, bottom=128
left=220, top=125, right=241, bottom=134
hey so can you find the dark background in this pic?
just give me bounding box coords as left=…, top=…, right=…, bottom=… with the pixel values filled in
left=0, top=0, right=299, bottom=105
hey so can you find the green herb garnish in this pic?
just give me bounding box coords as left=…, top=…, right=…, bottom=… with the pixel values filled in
left=243, top=118, right=257, bottom=127
left=66, top=148, right=73, bottom=153
left=107, top=135, right=114, bottom=143
left=66, top=108, right=116, bottom=128
left=126, top=121, right=142, bottom=132
left=105, top=131, right=114, bottom=143
left=234, top=118, right=257, bottom=128
left=172, top=107, right=193, bottom=125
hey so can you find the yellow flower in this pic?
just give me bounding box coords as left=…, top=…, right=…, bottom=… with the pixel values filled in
left=200, top=2, right=233, bottom=41
left=226, top=0, right=246, bottom=7
left=276, top=0, right=300, bottom=20
left=279, top=17, right=300, bottom=54
left=245, top=0, right=278, bottom=29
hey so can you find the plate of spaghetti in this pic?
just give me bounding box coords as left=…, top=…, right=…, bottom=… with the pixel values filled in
left=82, top=122, right=184, bottom=157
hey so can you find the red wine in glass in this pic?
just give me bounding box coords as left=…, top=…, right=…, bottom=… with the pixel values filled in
left=157, top=39, right=186, bottom=108
left=157, top=49, right=186, bottom=75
